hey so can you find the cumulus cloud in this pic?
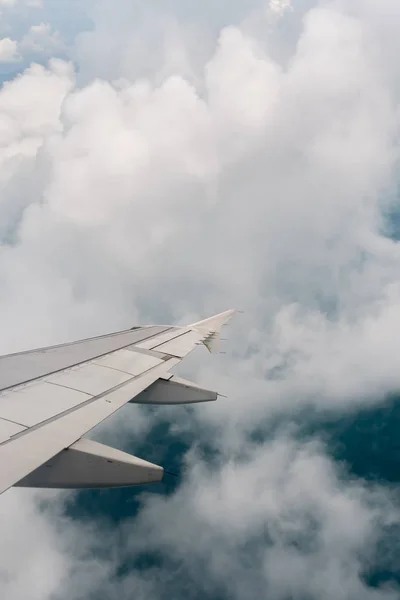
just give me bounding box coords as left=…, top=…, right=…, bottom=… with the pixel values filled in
left=124, top=436, right=400, bottom=600
left=0, top=24, right=63, bottom=67
left=2, top=437, right=399, bottom=600
left=20, top=22, right=64, bottom=55
left=0, top=36, right=19, bottom=61
left=0, top=0, right=400, bottom=599
left=0, top=487, right=124, bottom=600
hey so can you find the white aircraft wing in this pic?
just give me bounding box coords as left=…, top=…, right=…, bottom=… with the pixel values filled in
left=0, top=309, right=236, bottom=496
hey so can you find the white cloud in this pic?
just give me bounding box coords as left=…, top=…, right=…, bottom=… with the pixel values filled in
left=269, top=0, right=292, bottom=16
left=0, top=36, right=19, bottom=61
left=0, top=24, right=63, bottom=66
left=0, top=487, right=124, bottom=600
left=1, top=437, right=398, bottom=600
left=0, top=0, right=399, bottom=599
left=20, top=22, right=64, bottom=55
left=124, top=436, right=400, bottom=600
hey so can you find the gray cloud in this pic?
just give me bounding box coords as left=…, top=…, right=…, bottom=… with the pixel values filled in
left=122, top=436, right=400, bottom=600
left=0, top=1, right=400, bottom=599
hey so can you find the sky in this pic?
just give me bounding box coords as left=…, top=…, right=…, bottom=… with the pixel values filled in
left=1, top=0, right=400, bottom=599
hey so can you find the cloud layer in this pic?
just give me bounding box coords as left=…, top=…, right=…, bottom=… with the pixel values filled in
left=1, top=1, right=400, bottom=599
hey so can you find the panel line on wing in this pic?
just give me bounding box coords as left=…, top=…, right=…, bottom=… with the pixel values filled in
left=0, top=355, right=178, bottom=447
left=139, top=329, right=195, bottom=351
left=0, top=415, right=28, bottom=429
left=0, top=309, right=236, bottom=496
left=0, top=326, right=173, bottom=359
left=43, top=381, right=94, bottom=397
left=89, top=361, right=135, bottom=377
left=0, top=329, right=200, bottom=438
left=125, top=346, right=171, bottom=360
left=0, top=327, right=174, bottom=394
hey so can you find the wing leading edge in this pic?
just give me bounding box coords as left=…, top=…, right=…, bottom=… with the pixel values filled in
left=0, top=309, right=236, bottom=496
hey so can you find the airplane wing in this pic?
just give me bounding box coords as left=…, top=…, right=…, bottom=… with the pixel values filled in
left=0, top=309, right=236, bottom=496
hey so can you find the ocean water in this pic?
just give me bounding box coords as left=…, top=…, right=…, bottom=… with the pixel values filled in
left=66, top=395, right=400, bottom=598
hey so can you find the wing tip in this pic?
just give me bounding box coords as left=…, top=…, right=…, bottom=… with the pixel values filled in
left=188, top=308, right=238, bottom=331
left=189, top=309, right=239, bottom=354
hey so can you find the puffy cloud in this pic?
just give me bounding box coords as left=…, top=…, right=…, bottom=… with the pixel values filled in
left=20, top=22, right=64, bottom=55
left=269, top=0, right=292, bottom=16
left=0, top=24, right=63, bottom=68
left=0, top=0, right=399, bottom=599
left=0, top=36, right=19, bottom=61
left=0, top=487, right=123, bottom=600
left=121, top=435, right=400, bottom=600
left=1, top=437, right=399, bottom=600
